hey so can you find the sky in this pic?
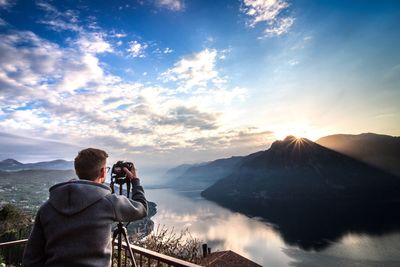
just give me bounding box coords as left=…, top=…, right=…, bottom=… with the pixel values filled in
left=0, top=0, right=399, bottom=173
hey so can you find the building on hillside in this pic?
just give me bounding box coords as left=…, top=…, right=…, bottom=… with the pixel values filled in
left=200, top=248, right=262, bottom=267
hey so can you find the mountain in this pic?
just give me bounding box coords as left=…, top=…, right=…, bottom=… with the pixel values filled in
left=170, top=156, right=245, bottom=190
left=0, top=159, right=24, bottom=170
left=202, top=136, right=400, bottom=205
left=201, top=136, right=400, bottom=250
left=162, top=164, right=193, bottom=180
left=24, top=159, right=74, bottom=170
left=316, top=133, right=400, bottom=176
left=0, top=159, right=73, bottom=171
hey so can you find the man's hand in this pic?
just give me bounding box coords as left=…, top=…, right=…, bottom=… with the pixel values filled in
left=123, top=166, right=139, bottom=182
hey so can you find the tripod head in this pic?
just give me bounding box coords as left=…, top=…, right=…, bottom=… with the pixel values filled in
left=110, top=175, right=131, bottom=197
left=109, top=161, right=135, bottom=198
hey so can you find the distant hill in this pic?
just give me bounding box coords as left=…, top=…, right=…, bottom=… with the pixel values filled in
left=0, top=159, right=24, bottom=170
left=0, top=159, right=73, bottom=171
left=170, top=156, right=245, bottom=190
left=316, top=133, right=400, bottom=176
left=162, top=164, right=193, bottom=180
left=202, top=136, right=400, bottom=205
left=0, top=169, right=76, bottom=213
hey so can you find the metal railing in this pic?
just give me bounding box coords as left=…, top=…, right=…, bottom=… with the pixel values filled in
left=119, top=241, right=201, bottom=267
left=0, top=239, right=28, bottom=266
left=0, top=239, right=202, bottom=267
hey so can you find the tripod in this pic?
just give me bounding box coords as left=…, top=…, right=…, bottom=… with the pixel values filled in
left=110, top=176, right=137, bottom=267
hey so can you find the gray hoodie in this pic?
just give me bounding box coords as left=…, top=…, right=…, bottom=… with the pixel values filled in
left=23, top=179, right=148, bottom=267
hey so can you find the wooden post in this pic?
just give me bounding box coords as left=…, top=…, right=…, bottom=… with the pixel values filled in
left=202, top=244, right=207, bottom=258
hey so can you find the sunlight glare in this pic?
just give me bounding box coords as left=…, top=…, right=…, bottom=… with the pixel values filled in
left=273, top=122, right=325, bottom=141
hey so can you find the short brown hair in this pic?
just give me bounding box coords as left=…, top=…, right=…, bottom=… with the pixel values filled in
left=74, top=148, right=108, bottom=181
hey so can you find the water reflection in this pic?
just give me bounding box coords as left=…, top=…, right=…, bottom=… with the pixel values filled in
left=285, top=233, right=400, bottom=267
left=145, top=188, right=400, bottom=267
left=146, top=188, right=291, bottom=267
left=217, top=199, right=400, bottom=251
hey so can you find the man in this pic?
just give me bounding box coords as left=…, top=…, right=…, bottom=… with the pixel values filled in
left=23, top=148, right=148, bottom=267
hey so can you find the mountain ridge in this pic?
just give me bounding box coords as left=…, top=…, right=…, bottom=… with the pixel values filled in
left=316, top=132, right=400, bottom=176
left=169, top=155, right=245, bottom=190
left=201, top=136, right=400, bottom=203
left=166, top=133, right=400, bottom=191
left=0, top=159, right=73, bottom=171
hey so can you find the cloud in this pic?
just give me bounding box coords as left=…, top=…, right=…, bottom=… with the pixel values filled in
left=111, top=33, right=127, bottom=38
left=288, top=59, right=299, bottom=66
left=264, top=17, right=294, bottom=36
left=127, top=41, right=148, bottom=58
left=155, top=0, right=184, bottom=11
left=153, top=106, right=218, bottom=130
left=0, top=132, right=81, bottom=162
left=75, top=32, right=113, bottom=54
left=36, top=1, right=82, bottom=32
left=188, top=128, right=275, bottom=152
left=290, top=34, right=313, bottom=50
left=0, top=29, right=118, bottom=107
left=160, top=49, right=221, bottom=91
left=37, top=2, right=115, bottom=57
left=0, top=31, right=63, bottom=100
left=164, top=47, right=173, bottom=54
left=0, top=0, right=14, bottom=9
left=0, top=27, right=252, bottom=171
left=0, top=18, right=7, bottom=25
left=57, top=53, right=106, bottom=92
left=0, top=30, right=115, bottom=98
left=242, top=0, right=294, bottom=37
left=0, top=31, right=204, bottom=154
left=38, top=18, right=82, bottom=32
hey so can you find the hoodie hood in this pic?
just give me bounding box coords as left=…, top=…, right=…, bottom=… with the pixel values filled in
left=49, top=180, right=111, bottom=216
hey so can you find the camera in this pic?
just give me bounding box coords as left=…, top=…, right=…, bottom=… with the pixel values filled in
left=111, top=161, right=134, bottom=178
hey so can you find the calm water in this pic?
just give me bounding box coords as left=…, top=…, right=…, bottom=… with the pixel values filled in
left=145, top=188, right=400, bottom=267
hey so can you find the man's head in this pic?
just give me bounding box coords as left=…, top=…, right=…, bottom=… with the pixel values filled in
left=74, top=148, right=108, bottom=182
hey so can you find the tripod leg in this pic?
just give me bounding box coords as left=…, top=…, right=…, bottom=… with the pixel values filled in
left=118, top=231, right=122, bottom=267
left=127, top=181, right=131, bottom=198
left=121, top=227, right=137, bottom=267
left=110, top=181, right=115, bottom=194
left=112, top=232, right=117, bottom=267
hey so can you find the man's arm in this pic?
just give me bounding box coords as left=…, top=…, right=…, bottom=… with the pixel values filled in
left=22, top=209, right=46, bottom=267
left=106, top=166, right=148, bottom=222
left=106, top=180, right=148, bottom=222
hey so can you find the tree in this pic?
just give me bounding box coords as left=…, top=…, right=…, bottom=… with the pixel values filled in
left=132, top=225, right=203, bottom=264
left=0, top=204, right=32, bottom=266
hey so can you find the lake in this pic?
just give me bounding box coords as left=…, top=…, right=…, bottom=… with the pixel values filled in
left=2, top=170, right=399, bottom=267
left=145, top=187, right=400, bottom=267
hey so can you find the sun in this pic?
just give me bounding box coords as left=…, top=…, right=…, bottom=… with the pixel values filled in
left=273, top=122, right=325, bottom=141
